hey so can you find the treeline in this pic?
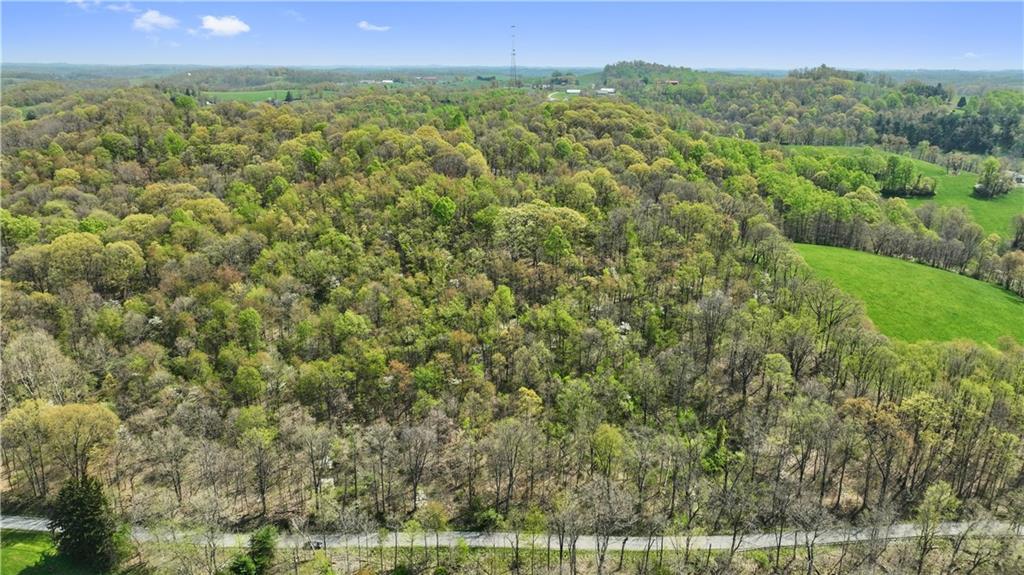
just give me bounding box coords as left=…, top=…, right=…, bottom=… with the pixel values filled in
left=757, top=159, right=1024, bottom=294
left=788, top=64, right=867, bottom=83
left=602, top=61, right=1024, bottom=156
left=1, top=86, right=1023, bottom=574
left=875, top=90, right=1024, bottom=156
left=788, top=147, right=937, bottom=197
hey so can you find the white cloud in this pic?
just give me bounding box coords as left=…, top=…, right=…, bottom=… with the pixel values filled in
left=201, top=15, right=251, bottom=37
left=133, top=10, right=178, bottom=32
left=357, top=20, right=390, bottom=32
left=961, top=52, right=980, bottom=60
left=284, top=9, right=305, bottom=23
left=106, top=3, right=139, bottom=13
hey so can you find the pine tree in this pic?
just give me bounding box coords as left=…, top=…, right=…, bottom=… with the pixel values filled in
left=49, top=475, right=127, bottom=570
left=226, top=554, right=257, bottom=575
left=248, top=525, right=278, bottom=575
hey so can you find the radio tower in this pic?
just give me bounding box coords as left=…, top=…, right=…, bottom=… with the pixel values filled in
left=510, top=25, right=519, bottom=88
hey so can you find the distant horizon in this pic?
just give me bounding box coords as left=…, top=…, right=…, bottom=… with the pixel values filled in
left=3, top=62, right=1021, bottom=74
left=3, top=2, right=1022, bottom=71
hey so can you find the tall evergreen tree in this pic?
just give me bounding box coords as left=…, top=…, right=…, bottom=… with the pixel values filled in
left=248, top=525, right=278, bottom=575
left=49, top=475, right=127, bottom=571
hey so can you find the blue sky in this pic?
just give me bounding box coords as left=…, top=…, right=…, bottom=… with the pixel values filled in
left=2, top=2, right=1022, bottom=70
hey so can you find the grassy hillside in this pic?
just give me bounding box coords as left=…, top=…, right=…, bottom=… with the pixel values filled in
left=795, top=243, right=1024, bottom=344
left=0, top=530, right=100, bottom=575
left=903, top=156, right=1023, bottom=238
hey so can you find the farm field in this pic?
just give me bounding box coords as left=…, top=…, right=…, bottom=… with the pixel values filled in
left=791, top=146, right=1024, bottom=237
left=795, top=243, right=1024, bottom=344
left=0, top=530, right=101, bottom=575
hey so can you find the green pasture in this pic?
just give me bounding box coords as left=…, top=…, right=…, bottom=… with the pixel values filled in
left=795, top=243, right=1024, bottom=344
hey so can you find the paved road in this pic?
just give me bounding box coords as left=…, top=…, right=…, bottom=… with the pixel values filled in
left=2, top=515, right=1020, bottom=552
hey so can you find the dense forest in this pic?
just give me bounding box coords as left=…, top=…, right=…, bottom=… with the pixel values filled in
left=602, top=62, right=1024, bottom=156
left=1, top=76, right=1024, bottom=575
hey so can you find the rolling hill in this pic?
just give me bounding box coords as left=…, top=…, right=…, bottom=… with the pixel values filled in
left=795, top=243, right=1024, bottom=344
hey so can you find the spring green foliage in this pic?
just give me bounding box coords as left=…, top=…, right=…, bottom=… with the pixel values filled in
left=903, top=170, right=1019, bottom=236
left=1, top=74, right=1023, bottom=575
left=790, top=145, right=1024, bottom=237
left=975, top=157, right=1015, bottom=198
left=604, top=61, right=1024, bottom=156
left=795, top=243, right=1024, bottom=343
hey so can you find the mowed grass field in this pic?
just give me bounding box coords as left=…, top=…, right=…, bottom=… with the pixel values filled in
left=204, top=89, right=304, bottom=102
left=791, top=146, right=1024, bottom=237
left=795, top=244, right=1024, bottom=344
left=0, top=530, right=101, bottom=575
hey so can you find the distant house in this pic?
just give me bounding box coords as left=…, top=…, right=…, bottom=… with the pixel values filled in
left=666, top=80, right=679, bottom=85
left=381, top=79, right=394, bottom=84
left=1007, top=171, right=1024, bottom=185
left=598, top=87, right=616, bottom=94
left=566, top=89, right=582, bottom=94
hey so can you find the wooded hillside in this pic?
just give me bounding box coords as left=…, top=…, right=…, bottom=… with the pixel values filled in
left=2, top=83, right=1023, bottom=574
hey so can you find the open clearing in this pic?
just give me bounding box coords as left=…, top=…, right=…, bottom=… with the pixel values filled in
left=903, top=156, right=1023, bottom=238
left=0, top=530, right=100, bottom=575
left=205, top=89, right=294, bottom=102
left=204, top=89, right=312, bottom=102
left=795, top=243, right=1024, bottom=344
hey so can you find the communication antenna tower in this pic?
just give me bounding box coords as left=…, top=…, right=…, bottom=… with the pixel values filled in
left=510, top=25, right=519, bottom=88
